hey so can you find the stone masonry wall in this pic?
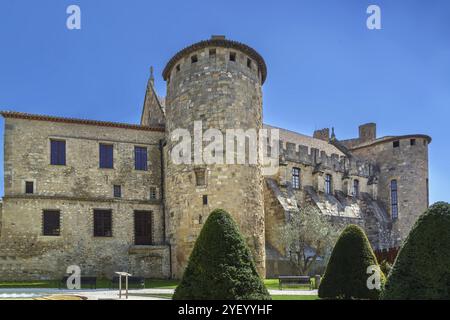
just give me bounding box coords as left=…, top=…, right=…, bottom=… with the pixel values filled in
left=164, top=43, right=266, bottom=278
left=352, top=137, right=429, bottom=243
left=0, top=118, right=169, bottom=280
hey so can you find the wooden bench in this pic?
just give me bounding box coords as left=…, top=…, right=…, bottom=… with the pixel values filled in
left=278, top=275, right=312, bottom=290
left=110, top=276, right=145, bottom=289
left=59, top=276, right=97, bottom=289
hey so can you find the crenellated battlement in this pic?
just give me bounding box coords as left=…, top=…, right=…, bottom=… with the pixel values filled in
left=279, top=140, right=373, bottom=177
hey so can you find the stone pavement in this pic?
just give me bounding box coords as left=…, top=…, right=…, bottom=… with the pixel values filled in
left=0, top=288, right=318, bottom=300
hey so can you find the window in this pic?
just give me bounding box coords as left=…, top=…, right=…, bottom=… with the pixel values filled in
left=325, top=174, right=333, bottom=195
left=292, top=167, right=300, bottom=189
left=247, top=58, right=252, bottom=69
left=176, top=64, right=180, bottom=72
left=203, top=195, right=208, bottom=205
left=353, top=179, right=360, bottom=197
left=94, top=210, right=112, bottom=237
left=410, top=139, right=416, bottom=146
left=150, top=187, right=157, bottom=200
left=43, top=210, right=60, bottom=236
left=99, top=144, right=114, bottom=169
left=191, top=55, right=198, bottom=64
left=25, top=181, right=34, bottom=194
left=134, top=211, right=152, bottom=245
left=50, top=140, right=66, bottom=165
left=195, top=169, right=206, bottom=186
left=209, top=49, right=216, bottom=57
left=229, top=52, right=236, bottom=62
left=393, top=140, right=400, bottom=148
left=135, top=146, right=148, bottom=171
left=390, top=180, right=398, bottom=220
left=113, top=185, right=121, bottom=198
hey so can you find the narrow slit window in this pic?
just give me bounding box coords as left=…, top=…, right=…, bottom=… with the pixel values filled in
left=247, top=58, right=252, bottom=69
left=176, top=65, right=180, bottom=72
left=325, top=174, right=333, bottom=195
left=390, top=180, right=399, bottom=220
left=113, top=185, right=121, bottom=198
left=150, top=187, right=157, bottom=200
left=203, top=195, right=208, bottom=205
left=292, top=168, right=300, bottom=189
left=353, top=179, right=360, bottom=197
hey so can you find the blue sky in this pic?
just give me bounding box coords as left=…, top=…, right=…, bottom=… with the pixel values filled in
left=0, top=0, right=448, bottom=203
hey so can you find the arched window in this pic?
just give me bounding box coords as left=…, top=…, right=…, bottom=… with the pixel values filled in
left=353, top=179, right=360, bottom=197
left=390, top=180, right=398, bottom=220
left=292, top=167, right=300, bottom=189
left=325, top=174, right=333, bottom=195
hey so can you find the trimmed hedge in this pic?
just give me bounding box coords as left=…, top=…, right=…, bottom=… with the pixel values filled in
left=318, top=224, right=385, bottom=299
left=382, top=202, right=450, bottom=300
left=173, top=209, right=271, bottom=300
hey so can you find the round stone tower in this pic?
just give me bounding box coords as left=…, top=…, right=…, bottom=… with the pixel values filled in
left=352, top=134, right=431, bottom=245
left=162, top=36, right=267, bottom=278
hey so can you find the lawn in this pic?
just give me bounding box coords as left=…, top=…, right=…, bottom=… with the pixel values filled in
left=0, top=278, right=317, bottom=294
left=0, top=279, right=179, bottom=289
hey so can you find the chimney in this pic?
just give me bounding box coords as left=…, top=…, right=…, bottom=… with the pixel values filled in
left=313, top=128, right=330, bottom=142
left=359, top=123, right=376, bottom=143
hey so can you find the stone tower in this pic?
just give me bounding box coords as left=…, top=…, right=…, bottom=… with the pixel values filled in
left=162, top=36, right=267, bottom=278
left=351, top=126, right=431, bottom=244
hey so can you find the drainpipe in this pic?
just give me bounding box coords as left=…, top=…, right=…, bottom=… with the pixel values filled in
left=159, top=139, right=172, bottom=279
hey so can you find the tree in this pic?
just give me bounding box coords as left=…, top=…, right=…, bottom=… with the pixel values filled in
left=318, top=224, right=385, bottom=299
left=173, top=209, right=271, bottom=300
left=382, top=202, right=450, bottom=300
left=277, top=206, right=342, bottom=275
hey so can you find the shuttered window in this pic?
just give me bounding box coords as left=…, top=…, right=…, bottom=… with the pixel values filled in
left=93, top=210, right=112, bottom=237
left=43, top=210, right=60, bottom=236
left=135, top=146, right=148, bottom=171
left=50, top=140, right=66, bottom=165
left=99, top=144, right=114, bottom=169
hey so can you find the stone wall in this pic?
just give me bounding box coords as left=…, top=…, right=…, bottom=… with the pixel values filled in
left=0, top=117, right=169, bottom=280
left=163, top=40, right=266, bottom=278
left=351, top=137, right=430, bottom=242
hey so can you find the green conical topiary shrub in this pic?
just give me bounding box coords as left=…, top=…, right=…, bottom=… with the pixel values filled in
left=173, top=209, right=271, bottom=300
left=382, top=202, right=450, bottom=300
left=318, top=224, right=385, bottom=299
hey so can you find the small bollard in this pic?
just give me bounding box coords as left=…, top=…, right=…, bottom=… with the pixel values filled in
left=315, top=275, right=321, bottom=289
